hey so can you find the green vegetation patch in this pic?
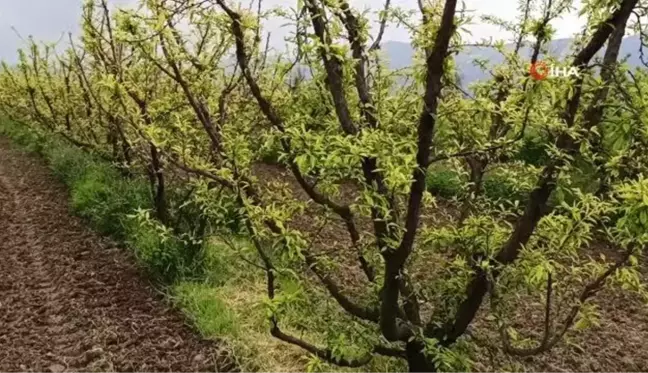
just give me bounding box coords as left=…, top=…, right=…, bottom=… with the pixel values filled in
left=426, top=166, right=465, bottom=199
left=174, top=282, right=240, bottom=337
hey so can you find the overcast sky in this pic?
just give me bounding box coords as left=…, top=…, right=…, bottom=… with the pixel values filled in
left=0, top=0, right=584, bottom=62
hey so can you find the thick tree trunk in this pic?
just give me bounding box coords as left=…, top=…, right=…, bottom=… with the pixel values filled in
left=587, top=6, right=631, bottom=197
left=149, top=143, right=169, bottom=226
left=406, top=341, right=436, bottom=372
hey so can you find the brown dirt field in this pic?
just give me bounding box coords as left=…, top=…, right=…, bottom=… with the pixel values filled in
left=469, top=286, right=648, bottom=371
left=0, top=137, right=235, bottom=372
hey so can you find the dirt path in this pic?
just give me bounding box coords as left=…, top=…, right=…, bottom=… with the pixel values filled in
left=0, top=138, right=234, bottom=372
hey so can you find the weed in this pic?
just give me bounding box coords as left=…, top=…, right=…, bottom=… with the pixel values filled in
left=174, top=282, right=240, bottom=337
left=482, top=166, right=535, bottom=206
left=426, top=167, right=464, bottom=199
left=70, top=169, right=150, bottom=238
left=517, top=136, right=548, bottom=166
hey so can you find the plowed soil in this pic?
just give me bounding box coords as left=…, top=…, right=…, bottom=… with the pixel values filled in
left=0, top=138, right=234, bottom=372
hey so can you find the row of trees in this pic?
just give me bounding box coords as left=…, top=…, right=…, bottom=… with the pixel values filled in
left=1, top=0, right=648, bottom=370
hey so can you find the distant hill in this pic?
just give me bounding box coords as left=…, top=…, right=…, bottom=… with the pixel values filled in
left=382, top=35, right=645, bottom=86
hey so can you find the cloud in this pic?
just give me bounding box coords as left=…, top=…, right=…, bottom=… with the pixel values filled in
left=0, top=0, right=137, bottom=62
left=0, top=0, right=585, bottom=62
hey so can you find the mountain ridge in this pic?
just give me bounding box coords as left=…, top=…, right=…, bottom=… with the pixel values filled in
left=382, top=35, right=644, bottom=85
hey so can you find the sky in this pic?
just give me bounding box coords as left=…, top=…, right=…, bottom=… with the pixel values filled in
left=0, top=0, right=584, bottom=62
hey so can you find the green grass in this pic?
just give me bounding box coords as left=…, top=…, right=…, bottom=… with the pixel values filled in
left=174, top=282, right=240, bottom=337
left=172, top=236, right=310, bottom=372
left=482, top=167, right=534, bottom=205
